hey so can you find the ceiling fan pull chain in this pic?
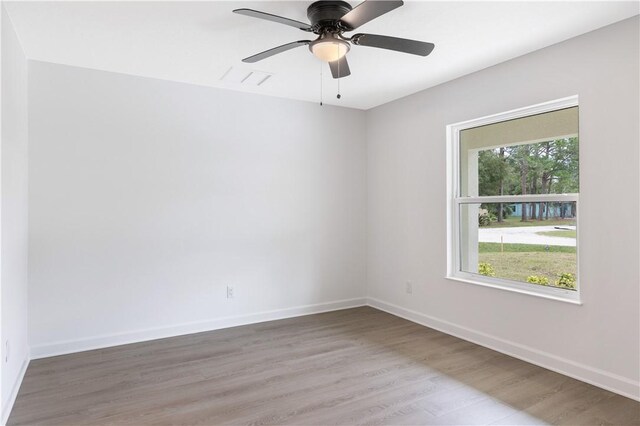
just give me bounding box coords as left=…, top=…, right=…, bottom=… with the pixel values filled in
left=336, top=44, right=341, bottom=100
left=320, top=61, right=323, bottom=106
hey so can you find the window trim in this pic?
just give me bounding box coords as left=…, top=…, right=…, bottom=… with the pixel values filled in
left=446, top=96, right=581, bottom=304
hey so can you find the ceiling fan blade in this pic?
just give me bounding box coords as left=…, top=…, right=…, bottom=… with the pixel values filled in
left=339, top=0, right=403, bottom=30
left=242, top=41, right=311, bottom=63
left=233, top=8, right=312, bottom=31
left=329, top=56, right=351, bottom=79
left=352, top=33, right=435, bottom=56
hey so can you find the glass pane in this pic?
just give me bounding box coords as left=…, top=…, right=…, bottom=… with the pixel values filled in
left=460, top=107, right=579, bottom=197
left=459, top=202, right=577, bottom=290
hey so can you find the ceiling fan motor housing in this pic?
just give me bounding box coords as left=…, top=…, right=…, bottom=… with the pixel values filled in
left=307, top=1, right=353, bottom=32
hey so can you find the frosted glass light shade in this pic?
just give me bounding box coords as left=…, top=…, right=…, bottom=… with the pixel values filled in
left=309, top=38, right=350, bottom=62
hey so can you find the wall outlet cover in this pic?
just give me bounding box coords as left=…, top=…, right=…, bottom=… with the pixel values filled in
left=405, top=282, right=413, bottom=294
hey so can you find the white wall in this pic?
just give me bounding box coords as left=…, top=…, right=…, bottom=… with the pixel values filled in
left=28, top=62, right=367, bottom=355
left=366, top=16, right=639, bottom=399
left=1, top=4, right=30, bottom=421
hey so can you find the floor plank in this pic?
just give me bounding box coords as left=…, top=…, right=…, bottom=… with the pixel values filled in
left=8, top=307, right=640, bottom=425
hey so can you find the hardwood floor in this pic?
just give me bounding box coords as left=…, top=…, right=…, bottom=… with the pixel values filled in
left=8, top=307, right=640, bottom=425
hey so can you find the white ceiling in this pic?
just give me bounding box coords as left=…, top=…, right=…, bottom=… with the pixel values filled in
left=5, top=1, right=639, bottom=109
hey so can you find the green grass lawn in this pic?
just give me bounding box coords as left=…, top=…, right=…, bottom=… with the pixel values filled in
left=477, top=242, right=576, bottom=286
left=483, top=216, right=576, bottom=228
left=536, top=229, right=577, bottom=238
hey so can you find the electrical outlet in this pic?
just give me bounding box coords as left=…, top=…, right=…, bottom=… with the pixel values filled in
left=226, top=286, right=234, bottom=299
left=405, top=282, right=413, bottom=294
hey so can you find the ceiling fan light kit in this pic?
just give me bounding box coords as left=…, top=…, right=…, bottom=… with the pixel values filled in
left=233, top=0, right=435, bottom=79
left=309, top=35, right=350, bottom=62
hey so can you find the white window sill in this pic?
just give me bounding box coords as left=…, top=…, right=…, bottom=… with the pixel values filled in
left=446, top=274, right=583, bottom=305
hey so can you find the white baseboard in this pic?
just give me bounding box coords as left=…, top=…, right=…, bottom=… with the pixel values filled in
left=1, top=354, right=30, bottom=426
left=367, top=297, right=640, bottom=402
left=30, top=297, right=367, bottom=360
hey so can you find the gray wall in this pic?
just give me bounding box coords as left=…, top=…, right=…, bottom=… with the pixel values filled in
left=1, top=5, right=30, bottom=420
left=366, top=16, right=639, bottom=398
left=28, top=62, right=367, bottom=354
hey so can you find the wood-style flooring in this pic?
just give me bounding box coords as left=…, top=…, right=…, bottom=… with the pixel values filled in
left=8, top=307, right=640, bottom=425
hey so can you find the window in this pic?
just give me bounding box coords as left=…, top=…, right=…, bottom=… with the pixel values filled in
left=447, top=97, right=580, bottom=303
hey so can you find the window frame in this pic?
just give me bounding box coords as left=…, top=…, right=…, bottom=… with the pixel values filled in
left=446, top=96, right=581, bottom=304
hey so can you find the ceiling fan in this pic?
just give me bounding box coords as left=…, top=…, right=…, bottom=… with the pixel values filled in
left=233, top=0, right=435, bottom=79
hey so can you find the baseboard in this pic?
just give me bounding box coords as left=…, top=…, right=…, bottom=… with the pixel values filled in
left=30, top=297, right=367, bottom=359
left=366, top=297, right=640, bottom=402
left=1, top=354, right=30, bottom=426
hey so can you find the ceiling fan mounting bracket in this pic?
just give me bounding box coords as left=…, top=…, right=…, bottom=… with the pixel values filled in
left=307, top=1, right=353, bottom=33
